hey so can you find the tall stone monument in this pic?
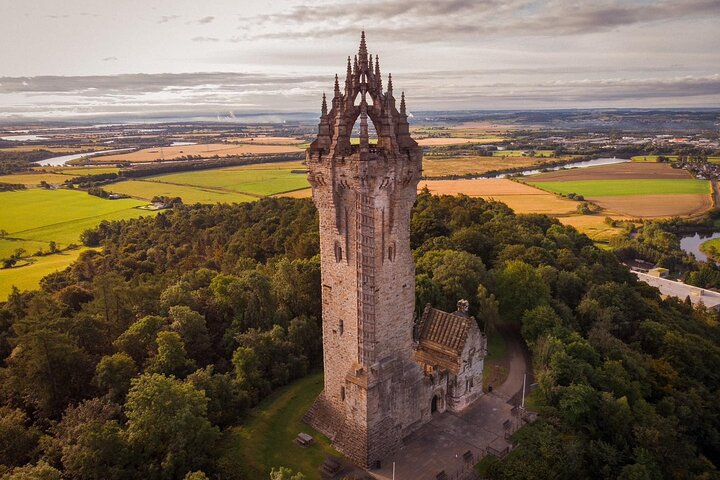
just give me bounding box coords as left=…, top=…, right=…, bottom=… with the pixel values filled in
left=305, top=32, right=487, bottom=468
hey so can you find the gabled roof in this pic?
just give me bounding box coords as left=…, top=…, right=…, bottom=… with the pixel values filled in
left=415, top=304, right=476, bottom=375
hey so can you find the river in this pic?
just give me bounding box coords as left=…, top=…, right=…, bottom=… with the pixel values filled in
left=35, top=148, right=134, bottom=167
left=484, top=157, right=629, bottom=179
left=680, top=232, right=720, bottom=262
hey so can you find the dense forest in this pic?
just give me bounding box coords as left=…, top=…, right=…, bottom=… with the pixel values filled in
left=0, top=192, right=718, bottom=479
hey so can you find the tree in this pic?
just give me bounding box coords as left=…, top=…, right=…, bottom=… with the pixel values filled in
left=0, top=407, right=40, bottom=468
left=168, top=306, right=211, bottom=363
left=269, top=467, right=306, bottom=480
left=113, top=315, right=168, bottom=365
left=124, top=374, right=220, bottom=480
left=475, top=285, right=501, bottom=335
left=415, top=249, right=488, bottom=311
left=50, top=399, right=130, bottom=480
left=495, top=260, right=551, bottom=322
left=184, top=472, right=209, bottom=480
left=1, top=462, right=61, bottom=480
left=147, top=331, right=196, bottom=377
left=95, top=352, right=137, bottom=401
left=521, top=305, right=563, bottom=346
left=4, top=328, right=92, bottom=418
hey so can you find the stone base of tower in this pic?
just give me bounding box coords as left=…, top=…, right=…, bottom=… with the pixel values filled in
left=303, top=391, right=370, bottom=467
left=304, top=358, right=443, bottom=469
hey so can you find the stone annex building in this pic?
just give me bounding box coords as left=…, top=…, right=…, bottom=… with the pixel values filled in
left=304, top=32, right=488, bottom=468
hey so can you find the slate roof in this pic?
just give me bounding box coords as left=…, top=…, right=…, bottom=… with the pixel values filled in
left=415, top=304, right=474, bottom=374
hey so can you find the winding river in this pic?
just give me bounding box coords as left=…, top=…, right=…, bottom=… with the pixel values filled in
left=35, top=148, right=134, bottom=167
left=482, top=157, right=629, bottom=179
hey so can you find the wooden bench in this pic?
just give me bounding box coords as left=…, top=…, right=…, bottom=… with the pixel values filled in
left=296, top=432, right=314, bottom=447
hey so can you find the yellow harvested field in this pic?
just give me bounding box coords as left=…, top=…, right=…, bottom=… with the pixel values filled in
left=0, top=173, right=78, bottom=186
left=422, top=156, right=568, bottom=177
left=419, top=178, right=578, bottom=215
left=91, top=143, right=303, bottom=162
left=589, top=194, right=712, bottom=218
left=558, top=215, right=627, bottom=242
left=276, top=188, right=313, bottom=198
left=223, top=136, right=304, bottom=144
left=416, top=137, right=502, bottom=146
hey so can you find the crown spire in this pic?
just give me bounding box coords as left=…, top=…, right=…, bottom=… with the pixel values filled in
left=400, top=91, right=406, bottom=116
left=334, top=74, right=340, bottom=97
left=321, top=93, right=328, bottom=116
left=345, top=56, right=352, bottom=91
left=387, top=73, right=393, bottom=95
left=359, top=30, right=368, bottom=60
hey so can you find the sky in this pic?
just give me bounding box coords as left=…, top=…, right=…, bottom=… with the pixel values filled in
left=1, top=0, right=719, bottom=121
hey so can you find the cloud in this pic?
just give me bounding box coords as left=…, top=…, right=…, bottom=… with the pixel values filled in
left=157, top=15, right=180, bottom=24
left=244, top=0, right=720, bottom=42
left=192, top=36, right=221, bottom=42
left=196, top=16, right=215, bottom=24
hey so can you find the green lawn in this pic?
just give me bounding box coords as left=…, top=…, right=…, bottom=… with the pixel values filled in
left=144, top=165, right=310, bottom=197
left=0, top=189, right=156, bottom=298
left=217, top=373, right=339, bottom=480
left=0, top=248, right=88, bottom=298
left=108, top=180, right=258, bottom=204
left=529, top=179, right=710, bottom=197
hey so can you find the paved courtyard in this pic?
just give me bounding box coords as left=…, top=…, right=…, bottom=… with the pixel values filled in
left=370, top=392, right=518, bottom=480
left=370, top=327, right=531, bottom=480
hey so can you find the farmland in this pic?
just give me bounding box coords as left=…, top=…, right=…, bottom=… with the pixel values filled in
left=0, top=189, right=157, bottom=297
left=421, top=155, right=577, bottom=178
left=525, top=162, right=713, bottom=218
left=108, top=161, right=310, bottom=203
left=418, top=178, right=579, bottom=215
left=0, top=172, right=79, bottom=186
left=92, top=142, right=304, bottom=163
left=529, top=179, right=709, bottom=197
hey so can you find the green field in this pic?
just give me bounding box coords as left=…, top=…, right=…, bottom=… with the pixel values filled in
left=529, top=179, right=710, bottom=197
left=218, top=373, right=339, bottom=480
left=144, top=165, right=310, bottom=196
left=0, top=248, right=88, bottom=299
left=108, top=180, right=258, bottom=204
left=0, top=189, right=156, bottom=297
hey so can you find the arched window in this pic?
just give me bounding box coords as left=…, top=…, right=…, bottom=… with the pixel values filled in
left=334, top=242, right=342, bottom=262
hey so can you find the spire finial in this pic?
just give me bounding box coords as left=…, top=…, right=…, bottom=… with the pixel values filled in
left=400, top=91, right=406, bottom=116
left=321, top=93, right=328, bottom=117
left=359, top=30, right=367, bottom=55
left=334, top=74, right=340, bottom=97
left=387, top=73, right=393, bottom=94
left=345, top=56, right=352, bottom=90
left=375, top=55, right=382, bottom=91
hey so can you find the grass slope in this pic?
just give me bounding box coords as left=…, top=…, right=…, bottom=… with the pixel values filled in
left=217, top=373, right=338, bottom=480
left=529, top=179, right=709, bottom=197
left=0, top=248, right=87, bottom=298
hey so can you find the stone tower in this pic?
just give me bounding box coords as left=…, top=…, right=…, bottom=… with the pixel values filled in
left=305, top=32, right=427, bottom=467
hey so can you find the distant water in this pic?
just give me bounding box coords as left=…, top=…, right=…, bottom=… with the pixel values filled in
left=1, top=134, right=50, bottom=141
left=680, top=232, right=720, bottom=262
left=482, top=157, right=630, bottom=179
left=170, top=141, right=197, bottom=146
left=35, top=148, right=133, bottom=167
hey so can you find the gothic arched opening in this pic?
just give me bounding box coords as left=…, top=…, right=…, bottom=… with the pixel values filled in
left=431, top=395, right=438, bottom=414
